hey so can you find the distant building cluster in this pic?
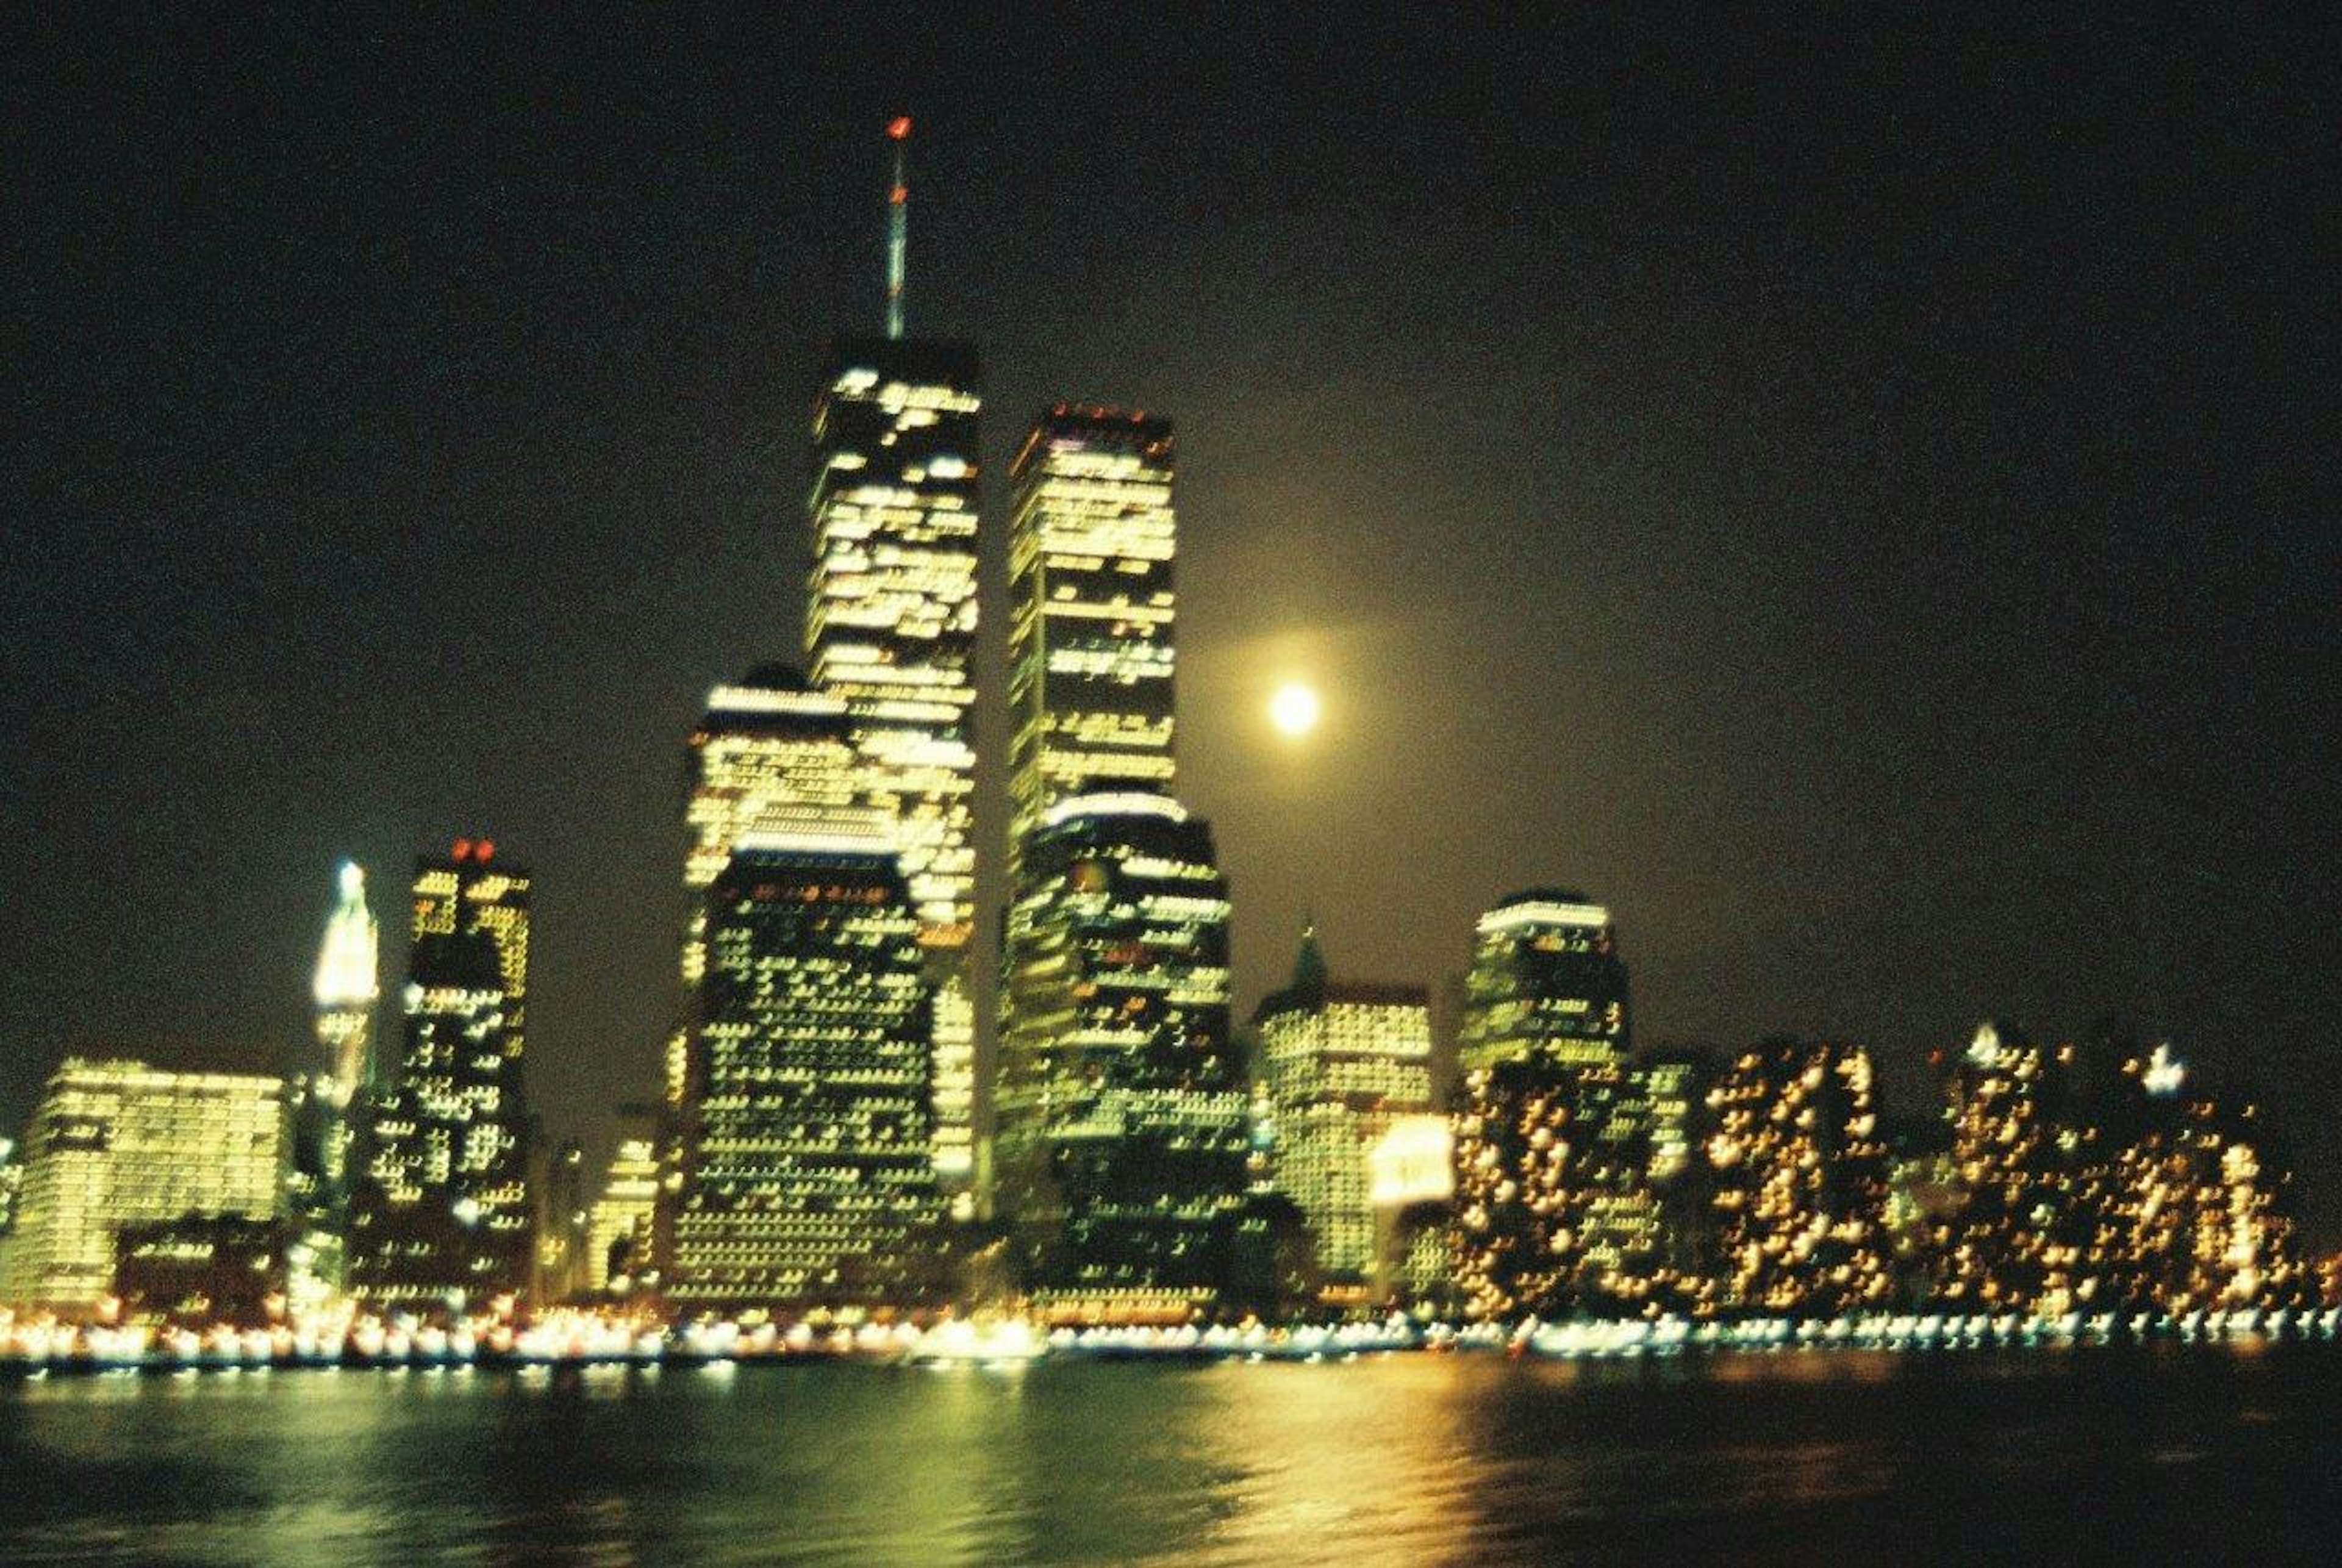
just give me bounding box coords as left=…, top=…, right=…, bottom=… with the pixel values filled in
left=0, top=124, right=2321, bottom=1334
left=1263, top=910, right=2313, bottom=1326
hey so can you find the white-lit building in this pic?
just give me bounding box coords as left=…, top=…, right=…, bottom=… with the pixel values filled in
left=1255, top=926, right=1436, bottom=1297
left=0, top=1059, right=285, bottom=1315
left=313, top=861, right=380, bottom=1094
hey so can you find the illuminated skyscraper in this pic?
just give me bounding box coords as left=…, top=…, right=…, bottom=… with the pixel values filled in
left=1455, top=892, right=1630, bottom=1070
left=2079, top=1044, right=2309, bottom=1314
left=348, top=842, right=534, bottom=1314
left=995, top=395, right=1247, bottom=1315
left=1706, top=1037, right=1893, bottom=1316
left=1005, top=406, right=1178, bottom=866
left=285, top=860, right=378, bottom=1292
left=807, top=340, right=981, bottom=1205
left=409, top=841, right=532, bottom=1016
left=1255, top=926, right=1436, bottom=1297
left=587, top=1104, right=661, bottom=1296
left=997, top=790, right=1249, bottom=1321
left=665, top=667, right=869, bottom=1244
left=806, top=335, right=981, bottom=945
left=0, top=1060, right=285, bottom=1315
left=1932, top=1021, right=2073, bottom=1312
left=795, top=124, right=986, bottom=1209
left=659, top=668, right=950, bottom=1306
left=662, top=836, right=943, bottom=1313
left=677, top=669, right=875, bottom=1001
left=1452, top=890, right=1641, bottom=1320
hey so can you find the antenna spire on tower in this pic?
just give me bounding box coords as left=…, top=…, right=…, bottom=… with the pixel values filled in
left=886, top=115, right=911, bottom=338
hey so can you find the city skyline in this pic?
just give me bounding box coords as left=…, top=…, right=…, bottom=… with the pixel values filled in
left=4, top=10, right=2333, bottom=1237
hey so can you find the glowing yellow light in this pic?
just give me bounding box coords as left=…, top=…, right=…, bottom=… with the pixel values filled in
left=1269, top=681, right=1321, bottom=737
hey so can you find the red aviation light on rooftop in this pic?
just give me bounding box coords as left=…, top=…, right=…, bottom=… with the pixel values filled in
left=452, top=839, right=473, bottom=862
left=887, top=115, right=912, bottom=141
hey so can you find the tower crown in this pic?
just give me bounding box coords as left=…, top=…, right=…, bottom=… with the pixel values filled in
left=313, top=861, right=379, bottom=1008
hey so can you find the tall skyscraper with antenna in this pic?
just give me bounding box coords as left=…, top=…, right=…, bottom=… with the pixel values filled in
left=804, top=118, right=981, bottom=1209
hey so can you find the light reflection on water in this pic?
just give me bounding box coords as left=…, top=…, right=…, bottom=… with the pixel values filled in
left=4, top=1347, right=2339, bottom=1566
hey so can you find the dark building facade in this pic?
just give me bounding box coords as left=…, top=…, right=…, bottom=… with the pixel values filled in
left=113, top=1215, right=289, bottom=1329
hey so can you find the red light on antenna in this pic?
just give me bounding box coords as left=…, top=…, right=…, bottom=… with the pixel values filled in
left=887, top=116, right=912, bottom=141
left=890, top=185, right=908, bottom=205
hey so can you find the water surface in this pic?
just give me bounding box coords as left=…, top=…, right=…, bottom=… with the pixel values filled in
left=4, top=1347, right=2336, bottom=1564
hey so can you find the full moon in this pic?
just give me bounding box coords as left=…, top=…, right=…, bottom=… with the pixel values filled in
left=1269, top=681, right=1322, bottom=737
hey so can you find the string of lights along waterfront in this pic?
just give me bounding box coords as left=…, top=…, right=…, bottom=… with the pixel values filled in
left=0, top=118, right=2329, bottom=1353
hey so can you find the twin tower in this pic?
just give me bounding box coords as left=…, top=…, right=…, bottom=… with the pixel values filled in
left=656, top=334, right=1248, bottom=1322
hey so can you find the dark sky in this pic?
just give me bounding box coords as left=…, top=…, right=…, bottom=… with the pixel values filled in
left=5, top=10, right=2336, bottom=1225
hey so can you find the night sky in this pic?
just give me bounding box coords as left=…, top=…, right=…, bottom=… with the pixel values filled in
left=5, top=12, right=2335, bottom=1227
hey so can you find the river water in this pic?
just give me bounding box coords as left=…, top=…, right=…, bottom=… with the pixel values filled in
left=3, top=1346, right=2335, bottom=1564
